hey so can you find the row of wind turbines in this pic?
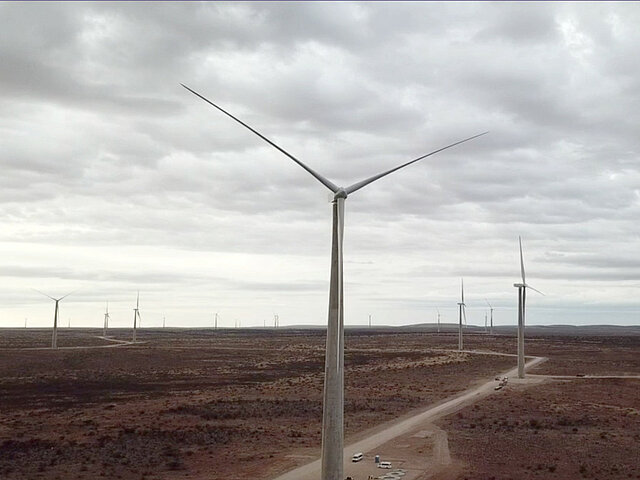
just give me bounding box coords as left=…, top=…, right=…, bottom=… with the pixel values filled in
left=34, top=291, right=142, bottom=348
left=33, top=288, right=289, bottom=348
left=454, top=236, right=542, bottom=379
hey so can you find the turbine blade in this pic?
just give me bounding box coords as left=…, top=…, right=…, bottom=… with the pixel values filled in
left=58, top=290, right=76, bottom=301
left=462, top=305, right=467, bottom=325
left=136, top=291, right=139, bottom=309
left=181, top=84, right=339, bottom=194
left=519, top=236, right=526, bottom=285
left=525, top=284, right=545, bottom=296
left=344, top=132, right=488, bottom=195
left=485, top=298, right=492, bottom=309
left=461, top=278, right=464, bottom=304
left=32, top=288, right=56, bottom=301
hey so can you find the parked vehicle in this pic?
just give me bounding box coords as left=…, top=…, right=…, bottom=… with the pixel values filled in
left=378, top=461, right=392, bottom=469
left=352, top=452, right=364, bottom=462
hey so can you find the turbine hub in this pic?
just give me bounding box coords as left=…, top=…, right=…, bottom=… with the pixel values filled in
left=333, top=188, right=348, bottom=200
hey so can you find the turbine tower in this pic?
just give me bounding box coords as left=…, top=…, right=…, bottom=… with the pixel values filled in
left=274, top=313, right=279, bottom=328
left=163, top=316, right=166, bottom=328
left=182, top=84, right=486, bottom=480
left=132, top=292, right=141, bottom=343
left=485, top=299, right=494, bottom=335
left=368, top=314, right=371, bottom=328
left=214, top=312, right=218, bottom=330
left=457, top=279, right=466, bottom=351
left=33, top=289, right=74, bottom=349
left=436, top=308, right=441, bottom=333
left=514, top=237, right=543, bottom=379
left=103, top=302, right=110, bottom=337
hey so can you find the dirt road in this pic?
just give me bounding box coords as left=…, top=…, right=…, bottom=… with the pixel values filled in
left=273, top=353, right=547, bottom=480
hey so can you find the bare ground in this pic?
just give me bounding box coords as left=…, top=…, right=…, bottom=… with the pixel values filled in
left=0, top=329, right=513, bottom=480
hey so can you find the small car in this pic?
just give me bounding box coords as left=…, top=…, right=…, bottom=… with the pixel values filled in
left=352, top=452, right=363, bottom=462
left=378, top=461, right=392, bottom=469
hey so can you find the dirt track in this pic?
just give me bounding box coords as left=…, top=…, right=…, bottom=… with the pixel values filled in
left=273, top=355, right=547, bottom=480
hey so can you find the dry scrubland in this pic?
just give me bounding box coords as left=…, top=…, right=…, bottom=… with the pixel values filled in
left=0, top=329, right=513, bottom=480
left=439, top=334, right=640, bottom=480
left=0, top=329, right=638, bottom=480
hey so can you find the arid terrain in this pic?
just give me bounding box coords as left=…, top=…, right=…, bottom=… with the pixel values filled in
left=0, top=327, right=638, bottom=480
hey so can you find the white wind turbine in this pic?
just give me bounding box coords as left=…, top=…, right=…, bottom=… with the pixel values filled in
left=214, top=312, right=219, bottom=330
left=485, top=299, right=494, bottom=335
left=33, top=289, right=74, bottom=349
left=103, top=302, right=110, bottom=337
left=457, top=279, right=467, bottom=351
left=514, top=236, right=544, bottom=379
left=182, top=84, right=486, bottom=480
left=436, top=308, right=441, bottom=334
left=132, top=292, right=141, bottom=343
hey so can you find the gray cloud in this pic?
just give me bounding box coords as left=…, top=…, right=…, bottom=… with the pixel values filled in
left=1, top=2, right=639, bottom=327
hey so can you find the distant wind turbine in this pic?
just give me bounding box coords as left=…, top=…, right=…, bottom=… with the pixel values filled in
left=485, top=299, right=494, bottom=335
left=132, top=292, right=141, bottom=343
left=214, top=312, right=218, bottom=330
left=457, top=279, right=466, bottom=351
left=103, top=302, right=110, bottom=337
left=33, top=289, right=74, bottom=349
left=368, top=314, right=372, bottom=328
left=514, top=237, right=544, bottom=379
left=182, top=83, right=486, bottom=480
left=436, top=308, right=441, bottom=333
left=163, top=316, right=166, bottom=328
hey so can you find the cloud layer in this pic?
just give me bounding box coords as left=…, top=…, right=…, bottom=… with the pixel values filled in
left=1, top=2, right=639, bottom=327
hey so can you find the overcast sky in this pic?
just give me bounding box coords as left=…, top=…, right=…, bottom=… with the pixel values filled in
left=1, top=1, right=639, bottom=328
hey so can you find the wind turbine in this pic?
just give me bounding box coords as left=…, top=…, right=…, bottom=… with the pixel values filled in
left=163, top=316, right=166, bottom=328
left=485, top=299, right=494, bottom=335
left=457, top=279, right=466, bottom=351
left=484, top=310, right=487, bottom=332
left=182, top=83, right=486, bottom=480
left=103, top=302, right=110, bottom=337
left=132, top=292, right=141, bottom=343
left=274, top=313, right=279, bottom=328
left=436, top=308, right=441, bottom=334
left=514, top=236, right=544, bottom=379
left=368, top=314, right=372, bottom=328
left=33, top=289, right=74, bottom=349
left=214, top=312, right=219, bottom=330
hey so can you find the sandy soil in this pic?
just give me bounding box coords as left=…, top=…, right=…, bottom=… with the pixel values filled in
left=0, top=329, right=513, bottom=480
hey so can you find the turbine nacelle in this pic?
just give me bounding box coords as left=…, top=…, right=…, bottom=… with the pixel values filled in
left=333, top=188, right=348, bottom=200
